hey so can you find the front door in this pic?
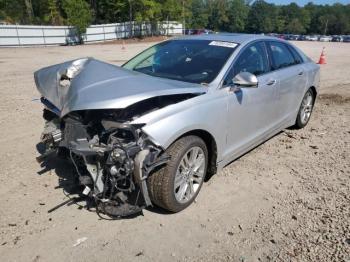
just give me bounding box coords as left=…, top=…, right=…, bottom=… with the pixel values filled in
left=223, top=41, right=280, bottom=160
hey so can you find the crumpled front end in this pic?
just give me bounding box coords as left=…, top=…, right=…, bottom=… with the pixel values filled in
left=37, top=107, right=169, bottom=218
left=35, top=58, right=206, bottom=218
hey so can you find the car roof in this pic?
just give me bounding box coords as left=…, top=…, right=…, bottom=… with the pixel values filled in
left=174, top=33, right=279, bottom=45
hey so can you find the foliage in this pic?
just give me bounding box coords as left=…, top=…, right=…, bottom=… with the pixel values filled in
left=189, top=0, right=209, bottom=29
left=247, top=0, right=279, bottom=33
left=94, top=0, right=128, bottom=24
left=0, top=0, right=350, bottom=35
left=133, top=0, right=161, bottom=22
left=227, top=0, right=249, bottom=33
left=161, top=0, right=184, bottom=21
left=207, top=0, right=230, bottom=31
left=46, top=0, right=64, bottom=25
left=0, top=0, right=27, bottom=24
left=62, top=0, right=92, bottom=41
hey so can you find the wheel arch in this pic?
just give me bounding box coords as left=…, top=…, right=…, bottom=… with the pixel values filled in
left=173, top=129, right=218, bottom=179
left=309, top=86, right=317, bottom=103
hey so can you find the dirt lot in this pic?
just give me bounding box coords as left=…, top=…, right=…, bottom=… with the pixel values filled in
left=0, top=40, right=349, bottom=262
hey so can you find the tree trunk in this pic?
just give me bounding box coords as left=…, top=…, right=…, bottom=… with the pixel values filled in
left=24, top=0, right=34, bottom=24
left=129, top=0, right=133, bottom=38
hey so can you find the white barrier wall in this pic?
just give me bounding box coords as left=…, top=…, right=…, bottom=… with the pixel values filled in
left=0, top=21, right=183, bottom=46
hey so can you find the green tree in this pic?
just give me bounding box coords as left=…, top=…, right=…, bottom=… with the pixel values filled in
left=189, top=0, right=209, bottom=28
left=161, top=0, right=182, bottom=21
left=0, top=0, right=10, bottom=23
left=0, top=0, right=27, bottom=24
left=24, top=0, right=34, bottom=23
left=227, top=0, right=249, bottom=32
left=0, top=0, right=349, bottom=36
left=285, top=18, right=305, bottom=34
left=323, top=4, right=350, bottom=35
left=133, top=0, right=161, bottom=22
left=281, top=3, right=310, bottom=34
left=274, top=13, right=286, bottom=33
left=246, top=0, right=278, bottom=33
left=46, top=0, right=63, bottom=25
left=63, top=0, right=92, bottom=42
left=304, top=2, right=320, bottom=34
left=207, top=0, right=230, bottom=31
left=95, top=0, right=128, bottom=23
left=159, top=0, right=183, bottom=35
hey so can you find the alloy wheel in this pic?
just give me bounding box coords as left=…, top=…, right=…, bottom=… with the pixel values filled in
left=300, top=91, right=314, bottom=125
left=174, top=146, right=206, bottom=204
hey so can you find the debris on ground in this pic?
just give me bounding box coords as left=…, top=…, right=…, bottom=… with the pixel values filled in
left=73, top=237, right=88, bottom=247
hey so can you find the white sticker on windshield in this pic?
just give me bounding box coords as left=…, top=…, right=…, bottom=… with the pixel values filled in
left=209, top=41, right=238, bottom=48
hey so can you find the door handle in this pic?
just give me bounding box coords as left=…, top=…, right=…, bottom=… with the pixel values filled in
left=266, top=79, right=276, bottom=86
left=298, top=71, right=304, bottom=76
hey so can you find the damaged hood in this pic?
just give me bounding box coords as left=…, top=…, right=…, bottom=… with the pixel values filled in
left=34, top=58, right=207, bottom=117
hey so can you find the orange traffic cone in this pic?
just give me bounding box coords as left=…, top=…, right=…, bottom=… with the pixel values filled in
left=121, top=40, right=126, bottom=51
left=317, top=47, right=326, bottom=64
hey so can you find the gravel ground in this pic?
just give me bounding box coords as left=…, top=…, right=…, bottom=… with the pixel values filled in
left=0, top=41, right=349, bottom=262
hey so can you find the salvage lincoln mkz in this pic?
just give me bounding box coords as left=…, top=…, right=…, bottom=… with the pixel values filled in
left=35, top=34, right=320, bottom=218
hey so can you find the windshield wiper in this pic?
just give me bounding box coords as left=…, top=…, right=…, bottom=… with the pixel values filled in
left=151, top=72, right=183, bottom=80
left=135, top=68, right=184, bottom=82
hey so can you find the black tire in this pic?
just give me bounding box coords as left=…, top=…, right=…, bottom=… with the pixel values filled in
left=147, top=135, right=208, bottom=212
left=294, top=88, right=315, bottom=129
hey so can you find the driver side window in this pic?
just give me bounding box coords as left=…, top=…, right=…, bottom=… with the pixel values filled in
left=224, top=41, right=269, bottom=85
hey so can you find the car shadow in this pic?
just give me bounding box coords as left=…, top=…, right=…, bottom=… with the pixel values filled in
left=37, top=143, right=79, bottom=191
left=145, top=205, right=173, bottom=215
left=217, top=130, right=284, bottom=173
left=36, top=142, right=93, bottom=211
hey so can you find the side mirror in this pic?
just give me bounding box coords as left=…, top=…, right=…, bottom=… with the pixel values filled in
left=232, top=72, right=258, bottom=88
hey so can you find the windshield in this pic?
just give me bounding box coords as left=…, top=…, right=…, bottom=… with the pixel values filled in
left=122, top=40, right=238, bottom=84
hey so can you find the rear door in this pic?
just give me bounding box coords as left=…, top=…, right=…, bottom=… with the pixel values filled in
left=266, top=41, right=308, bottom=123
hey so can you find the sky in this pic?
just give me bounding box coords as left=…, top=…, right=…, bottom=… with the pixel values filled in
left=266, top=0, right=350, bottom=5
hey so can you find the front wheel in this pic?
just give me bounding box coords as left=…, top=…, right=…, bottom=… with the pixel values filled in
left=147, top=136, right=208, bottom=212
left=294, top=88, right=315, bottom=129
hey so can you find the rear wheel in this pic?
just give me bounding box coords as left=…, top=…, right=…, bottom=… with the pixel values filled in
left=294, top=88, right=315, bottom=129
left=148, top=136, right=208, bottom=212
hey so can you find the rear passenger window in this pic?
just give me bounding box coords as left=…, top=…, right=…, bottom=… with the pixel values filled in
left=288, top=45, right=303, bottom=64
left=268, top=42, right=296, bottom=70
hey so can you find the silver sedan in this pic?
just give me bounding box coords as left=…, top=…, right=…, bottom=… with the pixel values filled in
left=35, top=34, right=320, bottom=217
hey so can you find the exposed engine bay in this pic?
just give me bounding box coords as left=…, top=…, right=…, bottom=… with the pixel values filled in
left=38, top=103, right=171, bottom=218
left=34, top=57, right=206, bottom=218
